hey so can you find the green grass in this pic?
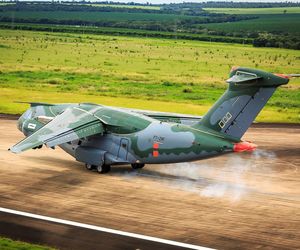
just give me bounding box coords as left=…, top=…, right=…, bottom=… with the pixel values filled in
left=0, top=87, right=211, bottom=117
left=0, top=10, right=191, bottom=22
left=89, top=4, right=160, bottom=10
left=1, top=87, right=297, bottom=123
left=204, top=7, right=300, bottom=14
left=202, top=14, right=300, bottom=34
left=1, top=87, right=298, bottom=123
left=0, top=236, right=54, bottom=250
left=0, top=22, right=252, bottom=45
left=0, top=29, right=299, bottom=122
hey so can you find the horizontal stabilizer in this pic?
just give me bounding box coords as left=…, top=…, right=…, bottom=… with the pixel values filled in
left=14, top=101, right=55, bottom=107
left=226, top=71, right=261, bottom=84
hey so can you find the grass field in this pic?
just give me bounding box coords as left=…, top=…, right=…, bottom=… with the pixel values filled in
left=202, top=13, right=300, bottom=34
left=203, top=7, right=300, bottom=35
left=89, top=4, right=160, bottom=10
left=0, top=10, right=190, bottom=22
left=0, top=22, right=252, bottom=46
left=1, top=88, right=297, bottom=124
left=0, top=29, right=299, bottom=122
left=1, top=3, right=299, bottom=50
left=204, top=7, right=300, bottom=14
left=0, top=236, right=54, bottom=250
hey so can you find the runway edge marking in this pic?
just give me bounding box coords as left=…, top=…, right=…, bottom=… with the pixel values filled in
left=0, top=207, right=213, bottom=250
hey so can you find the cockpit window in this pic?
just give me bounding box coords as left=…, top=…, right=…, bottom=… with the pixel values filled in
left=22, top=109, right=33, bottom=119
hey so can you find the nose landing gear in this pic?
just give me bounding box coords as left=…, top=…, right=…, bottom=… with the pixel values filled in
left=85, top=163, right=111, bottom=174
left=85, top=163, right=94, bottom=170
left=96, top=164, right=111, bottom=174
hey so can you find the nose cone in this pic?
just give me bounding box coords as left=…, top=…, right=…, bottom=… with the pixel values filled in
left=17, top=108, right=33, bottom=133
left=17, top=116, right=24, bottom=132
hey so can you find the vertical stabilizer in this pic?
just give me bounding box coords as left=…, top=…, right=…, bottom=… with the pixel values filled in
left=194, top=67, right=289, bottom=139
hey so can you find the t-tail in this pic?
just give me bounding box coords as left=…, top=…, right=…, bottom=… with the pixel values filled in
left=193, top=67, right=289, bottom=140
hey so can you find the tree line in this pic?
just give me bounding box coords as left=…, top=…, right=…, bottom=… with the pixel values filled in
left=0, top=2, right=299, bottom=50
left=0, top=22, right=252, bottom=45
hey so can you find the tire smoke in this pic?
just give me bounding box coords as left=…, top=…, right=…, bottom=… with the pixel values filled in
left=120, top=149, right=277, bottom=201
left=159, top=149, right=277, bottom=201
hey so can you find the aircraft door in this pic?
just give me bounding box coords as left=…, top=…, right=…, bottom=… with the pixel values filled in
left=118, top=138, right=129, bottom=160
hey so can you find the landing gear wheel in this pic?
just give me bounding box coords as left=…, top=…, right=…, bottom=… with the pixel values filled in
left=85, top=163, right=94, bottom=170
left=96, top=164, right=111, bottom=174
left=131, top=163, right=145, bottom=169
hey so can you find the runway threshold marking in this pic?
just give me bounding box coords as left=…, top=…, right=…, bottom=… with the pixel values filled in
left=0, top=207, right=213, bottom=250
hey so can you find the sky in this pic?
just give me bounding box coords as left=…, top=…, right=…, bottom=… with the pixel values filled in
left=86, top=0, right=299, bottom=3
left=102, top=0, right=299, bottom=4
left=16, top=0, right=300, bottom=3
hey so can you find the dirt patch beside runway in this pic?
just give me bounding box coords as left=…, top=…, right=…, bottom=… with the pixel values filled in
left=0, top=119, right=299, bottom=249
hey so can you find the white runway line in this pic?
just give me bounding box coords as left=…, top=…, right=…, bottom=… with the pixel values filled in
left=0, top=207, right=213, bottom=250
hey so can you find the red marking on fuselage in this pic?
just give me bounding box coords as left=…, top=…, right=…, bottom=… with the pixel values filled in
left=153, top=143, right=159, bottom=149
left=153, top=151, right=159, bottom=157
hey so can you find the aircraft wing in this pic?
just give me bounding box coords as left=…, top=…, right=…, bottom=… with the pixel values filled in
left=10, top=106, right=104, bottom=153
left=120, top=107, right=202, bottom=124
left=121, top=108, right=202, bottom=121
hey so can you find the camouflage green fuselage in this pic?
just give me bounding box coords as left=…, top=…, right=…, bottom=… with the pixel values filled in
left=17, top=103, right=236, bottom=166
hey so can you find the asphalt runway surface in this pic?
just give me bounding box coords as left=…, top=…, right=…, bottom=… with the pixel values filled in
left=1, top=208, right=205, bottom=250
left=0, top=118, right=299, bottom=249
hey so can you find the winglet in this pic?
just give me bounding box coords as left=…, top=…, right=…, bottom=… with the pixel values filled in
left=9, top=145, right=22, bottom=154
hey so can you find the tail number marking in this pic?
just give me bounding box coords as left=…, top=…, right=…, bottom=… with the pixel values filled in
left=218, top=112, right=232, bottom=129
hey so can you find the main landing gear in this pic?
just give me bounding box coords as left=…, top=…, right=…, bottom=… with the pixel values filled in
left=85, top=163, right=111, bottom=174
left=131, top=163, right=145, bottom=169
left=85, top=163, right=145, bottom=174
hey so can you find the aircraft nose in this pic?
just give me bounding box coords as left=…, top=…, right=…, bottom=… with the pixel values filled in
left=17, top=116, right=24, bottom=132
left=17, top=108, right=33, bottom=133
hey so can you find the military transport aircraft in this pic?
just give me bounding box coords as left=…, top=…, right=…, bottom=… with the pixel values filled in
left=9, top=67, right=290, bottom=173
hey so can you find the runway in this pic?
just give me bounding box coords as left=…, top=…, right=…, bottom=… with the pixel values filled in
left=0, top=118, right=299, bottom=249
left=0, top=207, right=209, bottom=250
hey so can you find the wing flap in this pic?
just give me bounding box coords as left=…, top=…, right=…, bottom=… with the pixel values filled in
left=10, top=107, right=104, bottom=153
